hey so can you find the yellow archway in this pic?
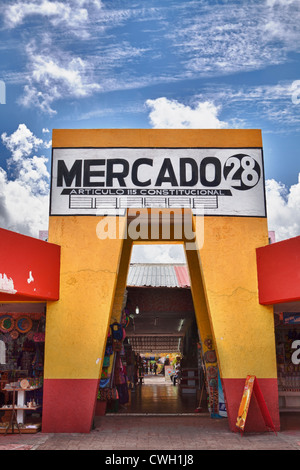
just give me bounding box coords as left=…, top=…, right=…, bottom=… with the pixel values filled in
left=42, top=129, right=279, bottom=433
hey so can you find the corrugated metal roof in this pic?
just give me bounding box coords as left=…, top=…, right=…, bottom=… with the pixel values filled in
left=174, top=265, right=190, bottom=288
left=127, top=264, right=190, bottom=288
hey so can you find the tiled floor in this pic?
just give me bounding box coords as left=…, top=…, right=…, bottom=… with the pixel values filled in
left=117, top=374, right=201, bottom=415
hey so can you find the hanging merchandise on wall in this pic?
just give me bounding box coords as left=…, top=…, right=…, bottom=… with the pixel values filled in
left=111, top=322, right=124, bottom=340
left=98, top=339, right=119, bottom=402
left=105, top=333, right=113, bottom=356
left=202, top=335, right=226, bottom=418
left=99, top=331, right=113, bottom=390
left=103, top=356, right=110, bottom=368
left=114, top=352, right=129, bottom=406
left=218, top=370, right=227, bottom=417
left=121, top=308, right=130, bottom=328
left=98, top=309, right=131, bottom=413
left=0, top=312, right=45, bottom=432
left=0, top=313, right=45, bottom=377
left=110, top=322, right=126, bottom=352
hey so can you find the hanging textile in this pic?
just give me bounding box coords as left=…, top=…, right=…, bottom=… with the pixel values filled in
left=0, top=340, right=6, bottom=364
left=114, top=353, right=129, bottom=405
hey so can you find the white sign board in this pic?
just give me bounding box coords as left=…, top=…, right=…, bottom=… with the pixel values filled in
left=50, top=148, right=266, bottom=217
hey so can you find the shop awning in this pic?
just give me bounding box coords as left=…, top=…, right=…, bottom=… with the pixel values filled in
left=0, top=228, right=60, bottom=301
left=256, top=235, right=300, bottom=305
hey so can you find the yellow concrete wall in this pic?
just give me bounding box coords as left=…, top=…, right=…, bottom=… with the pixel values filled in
left=110, top=237, right=133, bottom=324
left=52, top=128, right=263, bottom=148
left=45, top=216, right=126, bottom=379
left=194, top=216, right=276, bottom=380
left=184, top=242, right=212, bottom=347
left=46, top=128, right=276, bottom=384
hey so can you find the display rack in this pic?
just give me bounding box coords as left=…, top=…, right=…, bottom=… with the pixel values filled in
left=0, top=384, right=42, bottom=433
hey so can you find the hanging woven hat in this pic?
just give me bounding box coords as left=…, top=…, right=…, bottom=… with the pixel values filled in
left=10, top=330, right=19, bottom=340
left=207, top=365, right=218, bottom=379
left=26, top=331, right=34, bottom=340
left=204, top=350, right=217, bottom=364
left=16, top=316, right=33, bottom=334
left=0, top=315, right=14, bottom=333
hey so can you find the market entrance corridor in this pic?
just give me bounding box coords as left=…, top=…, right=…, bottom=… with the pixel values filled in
left=116, top=374, right=203, bottom=415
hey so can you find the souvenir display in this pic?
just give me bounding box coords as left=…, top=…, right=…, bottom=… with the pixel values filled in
left=199, top=335, right=227, bottom=418
left=96, top=311, right=131, bottom=413
left=0, top=313, right=45, bottom=433
left=204, top=350, right=217, bottom=364
left=10, top=330, right=19, bottom=340
left=15, top=317, right=33, bottom=334
left=0, top=316, right=14, bottom=333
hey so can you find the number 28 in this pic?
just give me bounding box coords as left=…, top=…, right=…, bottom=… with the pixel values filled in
left=223, top=154, right=261, bottom=191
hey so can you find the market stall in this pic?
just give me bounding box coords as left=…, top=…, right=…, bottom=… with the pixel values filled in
left=0, top=311, right=45, bottom=433
left=275, top=312, right=300, bottom=411
left=96, top=310, right=133, bottom=415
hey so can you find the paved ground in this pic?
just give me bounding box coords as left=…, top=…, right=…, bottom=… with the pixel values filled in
left=0, top=414, right=299, bottom=451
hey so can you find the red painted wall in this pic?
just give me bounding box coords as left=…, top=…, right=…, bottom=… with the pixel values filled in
left=42, top=379, right=98, bottom=433
left=256, top=236, right=300, bottom=305
left=0, top=228, right=60, bottom=301
left=222, top=378, right=280, bottom=433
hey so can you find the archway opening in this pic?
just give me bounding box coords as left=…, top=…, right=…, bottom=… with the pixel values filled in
left=97, top=239, right=226, bottom=419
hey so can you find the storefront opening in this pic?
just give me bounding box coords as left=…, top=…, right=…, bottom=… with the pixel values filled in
left=95, top=243, right=226, bottom=419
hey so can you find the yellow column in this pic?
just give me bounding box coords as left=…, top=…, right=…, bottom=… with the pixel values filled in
left=104, top=236, right=133, bottom=378
left=110, top=236, right=133, bottom=324
left=184, top=242, right=212, bottom=347
left=45, top=216, right=127, bottom=379
left=42, top=216, right=126, bottom=432
left=192, top=215, right=279, bottom=431
left=196, top=216, right=276, bottom=380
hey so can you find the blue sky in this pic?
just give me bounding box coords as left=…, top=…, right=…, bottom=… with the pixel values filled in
left=0, top=0, right=299, bottom=261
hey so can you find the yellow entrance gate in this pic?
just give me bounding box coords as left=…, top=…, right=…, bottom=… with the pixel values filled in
left=42, top=129, right=279, bottom=433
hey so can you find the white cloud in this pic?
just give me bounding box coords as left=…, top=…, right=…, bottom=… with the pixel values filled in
left=3, top=0, right=101, bottom=30
left=20, top=41, right=101, bottom=114
left=266, top=0, right=300, bottom=8
left=0, top=124, right=50, bottom=237
left=44, top=140, right=52, bottom=149
left=130, top=244, right=186, bottom=264
left=2, top=124, right=43, bottom=165
left=166, top=1, right=300, bottom=78
left=0, top=169, right=49, bottom=237
left=191, top=81, right=300, bottom=130
left=266, top=174, right=300, bottom=241
left=145, top=97, right=228, bottom=129
left=1, top=124, right=49, bottom=193
left=17, top=155, right=50, bottom=195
